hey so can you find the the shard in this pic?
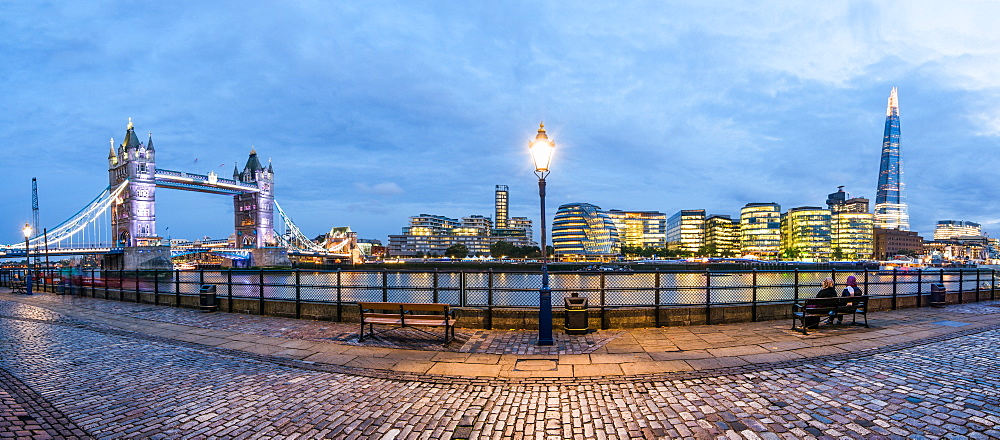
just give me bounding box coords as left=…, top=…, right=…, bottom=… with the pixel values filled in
left=874, top=87, right=909, bottom=230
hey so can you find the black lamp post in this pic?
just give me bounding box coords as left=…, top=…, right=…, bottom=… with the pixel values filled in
left=529, top=122, right=555, bottom=346
left=22, top=223, right=32, bottom=295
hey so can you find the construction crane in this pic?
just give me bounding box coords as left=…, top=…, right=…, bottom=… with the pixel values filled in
left=31, top=177, right=39, bottom=235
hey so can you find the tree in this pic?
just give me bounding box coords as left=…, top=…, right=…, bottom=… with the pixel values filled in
left=781, top=247, right=801, bottom=261
left=445, top=244, right=468, bottom=258
left=831, top=247, right=845, bottom=261
left=490, top=241, right=518, bottom=259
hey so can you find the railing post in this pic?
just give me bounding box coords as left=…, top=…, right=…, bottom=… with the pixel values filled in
left=704, top=269, right=711, bottom=325
left=382, top=269, right=388, bottom=302
left=993, top=269, right=997, bottom=301
left=863, top=268, right=869, bottom=300
left=976, top=269, right=981, bottom=303
left=891, top=267, right=898, bottom=310
left=793, top=269, right=800, bottom=304
left=600, top=271, right=608, bottom=330
left=258, top=268, right=265, bottom=315
left=486, top=269, right=493, bottom=330
left=460, top=270, right=467, bottom=307
left=174, top=269, right=180, bottom=307
left=958, top=269, right=964, bottom=304
left=654, top=270, right=661, bottom=327
left=119, top=268, right=124, bottom=301
left=433, top=268, right=440, bottom=304
left=153, top=269, right=159, bottom=306
left=751, top=269, right=758, bottom=322
left=336, top=269, right=342, bottom=322
left=916, top=269, right=922, bottom=308
left=227, top=269, right=233, bottom=313
left=295, top=268, right=301, bottom=319
left=135, top=269, right=141, bottom=303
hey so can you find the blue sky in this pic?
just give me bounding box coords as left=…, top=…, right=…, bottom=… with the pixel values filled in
left=3, top=1, right=1000, bottom=246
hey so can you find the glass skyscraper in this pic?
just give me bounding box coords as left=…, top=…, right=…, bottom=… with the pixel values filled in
left=739, top=203, right=781, bottom=260
left=874, top=87, right=909, bottom=230
left=781, top=207, right=832, bottom=262
left=552, top=203, right=621, bottom=260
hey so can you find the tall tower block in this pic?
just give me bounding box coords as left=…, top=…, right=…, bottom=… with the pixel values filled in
left=495, top=185, right=509, bottom=229
left=874, top=87, right=909, bottom=230
left=108, top=119, right=158, bottom=246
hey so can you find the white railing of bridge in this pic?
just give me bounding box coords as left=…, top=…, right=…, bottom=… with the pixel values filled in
left=4, top=182, right=127, bottom=250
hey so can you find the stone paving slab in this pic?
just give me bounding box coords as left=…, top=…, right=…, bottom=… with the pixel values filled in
left=1, top=291, right=998, bottom=382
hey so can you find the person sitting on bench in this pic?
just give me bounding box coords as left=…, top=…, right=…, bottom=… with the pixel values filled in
left=815, top=277, right=838, bottom=323
left=836, top=275, right=864, bottom=325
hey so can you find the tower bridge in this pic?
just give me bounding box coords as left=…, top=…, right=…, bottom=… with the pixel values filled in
left=2, top=119, right=356, bottom=268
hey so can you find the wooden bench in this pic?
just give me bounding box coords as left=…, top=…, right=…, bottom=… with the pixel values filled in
left=791, top=296, right=869, bottom=334
left=10, top=281, right=27, bottom=294
left=358, top=302, right=456, bottom=343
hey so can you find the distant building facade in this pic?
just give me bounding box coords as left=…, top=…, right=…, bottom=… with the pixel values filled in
left=831, top=211, right=874, bottom=260
left=873, top=227, right=923, bottom=260
left=607, top=210, right=667, bottom=249
left=552, top=203, right=621, bottom=260
left=704, top=215, right=740, bottom=257
left=933, top=220, right=983, bottom=241
left=666, top=209, right=706, bottom=253
left=740, top=203, right=782, bottom=260
left=781, top=207, right=832, bottom=262
left=386, top=185, right=534, bottom=257
left=495, top=185, right=509, bottom=229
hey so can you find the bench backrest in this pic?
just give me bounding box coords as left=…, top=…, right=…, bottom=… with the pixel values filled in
left=358, top=302, right=450, bottom=314
left=802, top=296, right=868, bottom=310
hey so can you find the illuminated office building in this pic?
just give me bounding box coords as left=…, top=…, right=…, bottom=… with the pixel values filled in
left=874, top=87, right=910, bottom=230
left=740, top=203, right=781, bottom=260
left=666, top=209, right=706, bottom=253
left=705, top=215, right=740, bottom=257
left=552, top=203, right=621, bottom=260
left=781, top=207, right=832, bottom=262
left=387, top=186, right=534, bottom=257
left=607, top=210, right=667, bottom=248
left=831, top=211, right=874, bottom=261
left=507, top=217, right=533, bottom=242
left=495, top=185, right=509, bottom=229
left=934, top=220, right=983, bottom=240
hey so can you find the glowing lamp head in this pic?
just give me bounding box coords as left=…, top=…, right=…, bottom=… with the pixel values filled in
left=22, top=223, right=31, bottom=239
left=528, top=122, right=555, bottom=173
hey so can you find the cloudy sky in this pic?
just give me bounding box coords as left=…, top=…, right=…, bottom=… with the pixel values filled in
left=2, top=1, right=1000, bottom=246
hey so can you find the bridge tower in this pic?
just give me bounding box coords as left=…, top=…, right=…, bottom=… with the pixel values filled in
left=233, top=148, right=276, bottom=248
left=108, top=119, right=159, bottom=246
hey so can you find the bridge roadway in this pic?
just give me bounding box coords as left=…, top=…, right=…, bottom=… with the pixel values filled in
left=0, top=290, right=997, bottom=439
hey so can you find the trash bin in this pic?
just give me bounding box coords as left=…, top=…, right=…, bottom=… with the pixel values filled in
left=930, top=283, right=946, bottom=307
left=199, top=284, right=218, bottom=312
left=564, top=294, right=589, bottom=335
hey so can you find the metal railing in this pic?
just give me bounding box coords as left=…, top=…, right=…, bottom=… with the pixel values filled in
left=3, top=267, right=995, bottom=329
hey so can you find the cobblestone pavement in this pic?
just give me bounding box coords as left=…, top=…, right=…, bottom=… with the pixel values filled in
left=0, top=298, right=998, bottom=439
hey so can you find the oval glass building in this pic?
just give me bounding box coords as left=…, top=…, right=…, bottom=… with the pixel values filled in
left=552, top=203, right=620, bottom=261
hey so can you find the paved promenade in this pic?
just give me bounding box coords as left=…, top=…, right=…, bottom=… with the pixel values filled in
left=0, top=290, right=998, bottom=439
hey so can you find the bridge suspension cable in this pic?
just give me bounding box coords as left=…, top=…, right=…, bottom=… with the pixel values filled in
left=12, top=181, right=128, bottom=249
left=273, top=200, right=327, bottom=253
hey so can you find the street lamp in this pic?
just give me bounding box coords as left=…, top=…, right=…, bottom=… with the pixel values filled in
left=22, top=223, right=32, bottom=295
left=529, top=122, right=555, bottom=346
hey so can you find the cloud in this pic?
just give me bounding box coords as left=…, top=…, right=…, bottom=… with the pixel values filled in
left=355, top=182, right=404, bottom=197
